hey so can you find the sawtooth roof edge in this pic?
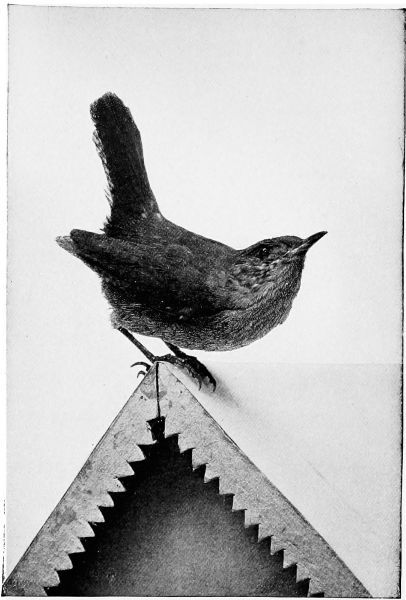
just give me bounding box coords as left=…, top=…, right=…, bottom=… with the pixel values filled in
left=3, top=363, right=371, bottom=598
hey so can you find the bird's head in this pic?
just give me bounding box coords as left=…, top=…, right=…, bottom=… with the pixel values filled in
left=242, top=231, right=327, bottom=264
left=234, top=231, right=327, bottom=296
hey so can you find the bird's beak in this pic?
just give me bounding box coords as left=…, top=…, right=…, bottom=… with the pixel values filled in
left=304, top=231, right=328, bottom=248
left=289, top=231, right=327, bottom=257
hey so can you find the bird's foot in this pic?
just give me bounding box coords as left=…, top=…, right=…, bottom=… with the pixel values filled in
left=132, top=354, right=216, bottom=390
left=155, top=354, right=216, bottom=391
left=120, top=327, right=216, bottom=390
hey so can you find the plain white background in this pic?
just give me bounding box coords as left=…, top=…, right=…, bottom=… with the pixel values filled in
left=7, top=7, right=403, bottom=596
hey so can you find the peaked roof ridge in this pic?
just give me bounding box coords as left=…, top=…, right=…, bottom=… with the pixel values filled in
left=4, top=363, right=371, bottom=597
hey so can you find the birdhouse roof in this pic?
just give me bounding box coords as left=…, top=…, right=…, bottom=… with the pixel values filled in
left=3, top=364, right=370, bottom=597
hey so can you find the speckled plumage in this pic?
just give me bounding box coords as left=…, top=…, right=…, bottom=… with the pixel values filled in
left=57, top=93, right=326, bottom=352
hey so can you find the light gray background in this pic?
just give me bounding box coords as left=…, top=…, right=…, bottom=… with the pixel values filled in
left=7, top=7, right=403, bottom=596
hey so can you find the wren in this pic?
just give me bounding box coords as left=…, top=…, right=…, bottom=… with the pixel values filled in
left=57, top=93, right=326, bottom=389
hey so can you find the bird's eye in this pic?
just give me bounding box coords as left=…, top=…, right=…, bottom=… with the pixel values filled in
left=257, top=246, right=268, bottom=260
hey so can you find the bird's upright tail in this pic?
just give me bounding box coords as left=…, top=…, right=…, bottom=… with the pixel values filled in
left=90, top=92, right=160, bottom=237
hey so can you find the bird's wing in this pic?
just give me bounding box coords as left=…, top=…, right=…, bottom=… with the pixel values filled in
left=90, top=93, right=160, bottom=237
left=68, top=230, right=234, bottom=320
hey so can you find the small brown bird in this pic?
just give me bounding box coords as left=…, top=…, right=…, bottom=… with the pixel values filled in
left=57, top=92, right=326, bottom=389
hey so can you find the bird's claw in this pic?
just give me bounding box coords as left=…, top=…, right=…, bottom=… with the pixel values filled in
left=155, top=354, right=216, bottom=391
left=131, top=361, right=151, bottom=370
left=180, top=355, right=216, bottom=391
left=130, top=361, right=151, bottom=379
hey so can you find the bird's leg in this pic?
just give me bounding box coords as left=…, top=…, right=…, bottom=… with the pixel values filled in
left=117, top=327, right=154, bottom=377
left=118, top=327, right=155, bottom=361
left=165, top=342, right=216, bottom=391
left=117, top=327, right=216, bottom=390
